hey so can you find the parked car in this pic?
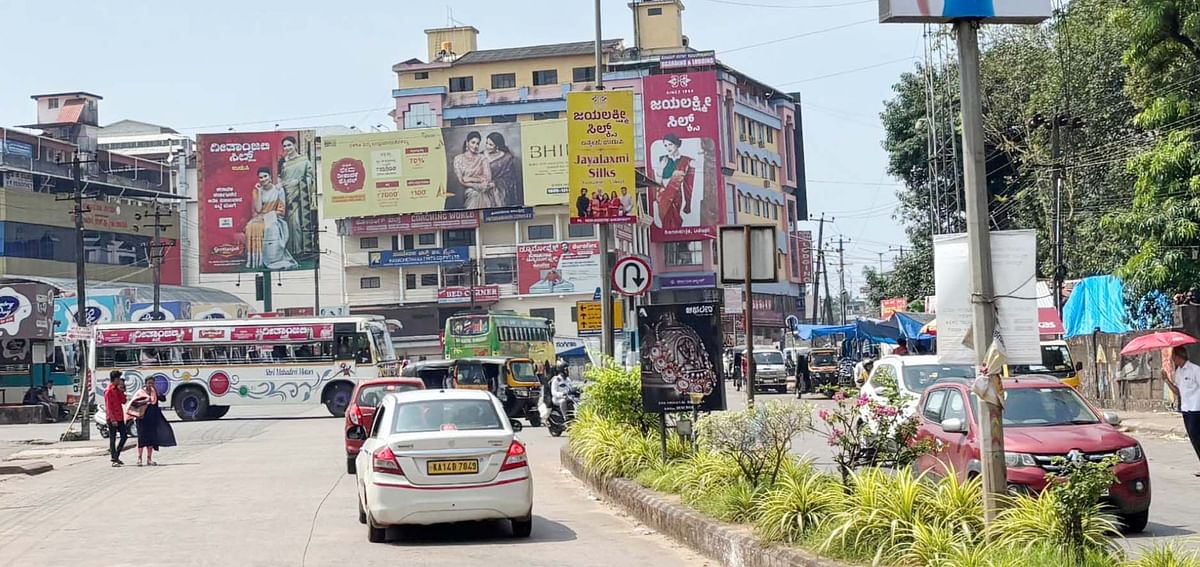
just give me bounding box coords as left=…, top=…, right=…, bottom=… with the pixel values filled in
left=914, top=375, right=1151, bottom=532
left=861, top=355, right=975, bottom=416
left=746, top=349, right=789, bottom=394
left=344, top=378, right=425, bottom=474
left=1004, top=340, right=1083, bottom=389
left=353, top=389, right=533, bottom=542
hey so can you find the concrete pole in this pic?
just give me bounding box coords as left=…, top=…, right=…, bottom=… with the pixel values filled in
left=956, top=21, right=1005, bottom=523
left=595, top=0, right=616, bottom=359
left=743, top=225, right=755, bottom=408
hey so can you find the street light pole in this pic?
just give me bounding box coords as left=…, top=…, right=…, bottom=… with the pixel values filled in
left=956, top=21, right=1006, bottom=522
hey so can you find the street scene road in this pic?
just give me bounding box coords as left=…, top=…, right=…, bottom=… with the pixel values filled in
left=0, top=407, right=710, bottom=567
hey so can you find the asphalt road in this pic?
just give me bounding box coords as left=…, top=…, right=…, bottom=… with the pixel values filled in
left=726, top=382, right=1200, bottom=556
left=0, top=406, right=711, bottom=567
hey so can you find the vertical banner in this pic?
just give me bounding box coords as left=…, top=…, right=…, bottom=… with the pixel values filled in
left=795, top=230, right=813, bottom=284
left=639, top=301, right=726, bottom=412
left=198, top=131, right=318, bottom=273
left=568, top=91, right=637, bottom=224
left=643, top=71, right=723, bottom=241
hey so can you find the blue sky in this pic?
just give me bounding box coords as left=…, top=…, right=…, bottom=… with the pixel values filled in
left=0, top=0, right=922, bottom=294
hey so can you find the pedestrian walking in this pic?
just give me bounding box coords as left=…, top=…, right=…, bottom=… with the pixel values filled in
left=797, top=354, right=811, bottom=398
left=732, top=350, right=744, bottom=391
left=1165, top=346, right=1200, bottom=475
left=104, top=371, right=129, bottom=467
left=126, top=379, right=177, bottom=466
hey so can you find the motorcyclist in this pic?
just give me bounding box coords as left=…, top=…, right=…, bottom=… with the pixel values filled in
left=550, top=360, right=573, bottom=420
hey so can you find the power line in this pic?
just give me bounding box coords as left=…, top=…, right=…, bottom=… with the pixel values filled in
left=773, top=56, right=917, bottom=86
left=721, top=19, right=875, bottom=54
left=698, top=0, right=872, bottom=7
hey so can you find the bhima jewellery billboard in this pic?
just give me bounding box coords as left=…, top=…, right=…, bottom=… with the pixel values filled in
left=197, top=131, right=318, bottom=274
left=321, top=121, right=568, bottom=219
left=642, top=71, right=724, bottom=242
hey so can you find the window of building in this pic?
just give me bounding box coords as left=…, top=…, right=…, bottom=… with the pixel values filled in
left=772, top=203, right=780, bottom=220
left=449, top=76, right=475, bottom=92
left=761, top=162, right=770, bottom=179
left=568, top=223, right=595, bottom=238
left=448, top=118, right=475, bottom=126
left=484, top=256, right=516, bottom=284
left=638, top=193, right=649, bottom=216
left=665, top=241, right=703, bottom=266
left=648, top=6, right=663, bottom=15
left=402, top=234, right=415, bottom=250
left=526, top=224, right=554, bottom=241
left=360, top=277, right=381, bottom=289
left=532, top=69, right=558, bottom=86
left=769, top=165, right=777, bottom=182
left=405, top=273, right=417, bottom=290
left=532, top=112, right=560, bottom=120
left=739, top=117, right=747, bottom=137
left=753, top=199, right=762, bottom=217
left=530, top=308, right=556, bottom=323
left=750, top=160, right=758, bottom=176
left=443, top=229, right=475, bottom=247
left=359, top=237, right=379, bottom=249
left=492, top=115, right=517, bottom=123
left=48, top=98, right=60, bottom=109
left=490, top=73, right=516, bottom=89
left=421, top=273, right=439, bottom=287
left=418, top=232, right=437, bottom=246
left=739, top=156, right=748, bottom=174
left=443, top=263, right=472, bottom=287
left=404, top=103, right=436, bottom=129
left=572, top=67, right=596, bottom=83
left=414, top=71, right=429, bottom=80
left=766, top=128, right=774, bottom=143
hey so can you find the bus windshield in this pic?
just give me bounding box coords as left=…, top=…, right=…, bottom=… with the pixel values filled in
left=1010, top=344, right=1072, bottom=374
left=449, top=317, right=489, bottom=336
left=369, top=323, right=396, bottom=362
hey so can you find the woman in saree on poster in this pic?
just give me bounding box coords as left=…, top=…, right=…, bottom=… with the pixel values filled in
left=452, top=131, right=495, bottom=209
left=278, top=135, right=314, bottom=258
left=484, top=132, right=522, bottom=207
left=654, top=133, right=695, bottom=231
left=244, top=167, right=298, bottom=270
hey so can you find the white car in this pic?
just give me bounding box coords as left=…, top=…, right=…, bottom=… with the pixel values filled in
left=354, top=389, right=533, bottom=542
left=861, top=355, right=975, bottom=417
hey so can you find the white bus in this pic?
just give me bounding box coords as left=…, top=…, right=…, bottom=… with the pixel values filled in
left=89, top=316, right=398, bottom=420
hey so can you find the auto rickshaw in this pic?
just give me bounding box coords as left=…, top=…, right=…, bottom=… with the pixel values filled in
left=400, top=359, right=452, bottom=390
left=807, top=348, right=841, bottom=392
left=449, top=357, right=543, bottom=426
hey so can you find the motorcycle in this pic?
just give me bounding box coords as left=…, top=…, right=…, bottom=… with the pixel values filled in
left=94, top=412, right=139, bottom=439
left=545, top=381, right=582, bottom=437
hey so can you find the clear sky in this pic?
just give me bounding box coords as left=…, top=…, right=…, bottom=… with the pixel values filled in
left=0, top=0, right=921, bottom=296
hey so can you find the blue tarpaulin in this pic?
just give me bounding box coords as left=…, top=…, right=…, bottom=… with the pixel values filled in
left=1063, top=275, right=1131, bottom=338
left=794, top=320, right=900, bottom=344
left=892, top=312, right=935, bottom=340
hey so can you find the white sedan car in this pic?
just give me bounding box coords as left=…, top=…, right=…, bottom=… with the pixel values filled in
left=354, top=389, right=533, bottom=542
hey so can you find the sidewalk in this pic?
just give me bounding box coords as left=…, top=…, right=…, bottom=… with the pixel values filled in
left=0, top=422, right=105, bottom=461
left=1106, top=408, right=1188, bottom=438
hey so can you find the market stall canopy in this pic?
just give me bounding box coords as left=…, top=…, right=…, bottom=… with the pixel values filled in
left=1063, top=275, right=1131, bottom=337
left=893, top=312, right=935, bottom=340
left=794, top=319, right=901, bottom=345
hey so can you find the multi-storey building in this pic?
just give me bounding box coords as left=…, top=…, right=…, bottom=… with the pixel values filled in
left=329, top=0, right=809, bottom=356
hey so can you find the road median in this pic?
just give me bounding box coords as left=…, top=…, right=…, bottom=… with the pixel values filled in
left=560, top=444, right=847, bottom=567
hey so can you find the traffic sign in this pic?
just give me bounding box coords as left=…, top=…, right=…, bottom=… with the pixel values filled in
left=576, top=299, right=625, bottom=336
left=612, top=256, right=652, bottom=296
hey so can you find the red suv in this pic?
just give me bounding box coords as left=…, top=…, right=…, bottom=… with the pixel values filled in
left=344, top=378, right=424, bottom=474
left=914, top=375, right=1151, bottom=532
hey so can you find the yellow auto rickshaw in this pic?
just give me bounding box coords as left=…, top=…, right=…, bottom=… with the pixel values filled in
left=449, top=357, right=543, bottom=425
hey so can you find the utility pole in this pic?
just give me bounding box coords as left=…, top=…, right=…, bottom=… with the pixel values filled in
left=262, top=272, right=273, bottom=313
left=594, top=0, right=616, bottom=359
left=137, top=202, right=174, bottom=318
left=60, top=154, right=98, bottom=441
left=742, top=225, right=756, bottom=408
left=956, top=21, right=1005, bottom=522
left=303, top=228, right=327, bottom=314
left=821, top=250, right=834, bottom=325
left=809, top=214, right=832, bottom=324
left=877, top=251, right=885, bottom=274
left=889, top=245, right=906, bottom=260
left=837, top=236, right=849, bottom=325
left=1051, top=119, right=1064, bottom=316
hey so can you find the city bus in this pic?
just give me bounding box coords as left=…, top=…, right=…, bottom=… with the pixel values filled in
left=443, top=312, right=556, bottom=366
left=89, top=316, right=398, bottom=421
left=0, top=337, right=76, bottom=405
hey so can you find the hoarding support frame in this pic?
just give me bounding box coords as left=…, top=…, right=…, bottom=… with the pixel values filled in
left=262, top=271, right=273, bottom=313
left=72, top=156, right=90, bottom=442
left=743, top=225, right=755, bottom=408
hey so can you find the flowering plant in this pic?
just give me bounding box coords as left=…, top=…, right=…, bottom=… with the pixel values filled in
left=817, top=387, right=938, bottom=485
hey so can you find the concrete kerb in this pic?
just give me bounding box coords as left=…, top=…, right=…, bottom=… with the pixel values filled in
left=0, top=461, right=53, bottom=476
left=560, top=445, right=849, bottom=567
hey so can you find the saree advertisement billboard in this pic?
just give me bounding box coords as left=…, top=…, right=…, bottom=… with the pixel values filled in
left=197, top=131, right=318, bottom=274
left=643, top=71, right=724, bottom=241
left=321, top=121, right=568, bottom=219
left=567, top=91, right=637, bottom=225
left=515, top=240, right=601, bottom=296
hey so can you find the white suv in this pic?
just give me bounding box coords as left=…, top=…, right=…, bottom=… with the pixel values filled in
left=860, top=355, right=975, bottom=416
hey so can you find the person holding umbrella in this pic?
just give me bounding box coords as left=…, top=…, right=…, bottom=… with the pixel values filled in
left=1166, top=346, right=1200, bottom=475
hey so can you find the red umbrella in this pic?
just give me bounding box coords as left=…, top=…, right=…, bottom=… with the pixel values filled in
left=1119, top=331, right=1199, bottom=356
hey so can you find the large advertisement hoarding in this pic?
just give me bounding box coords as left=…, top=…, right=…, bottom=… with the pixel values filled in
left=340, top=211, right=478, bottom=236
left=643, top=71, right=724, bottom=241
left=197, top=131, right=318, bottom=274
left=639, top=301, right=726, bottom=413
left=321, top=121, right=568, bottom=219
left=568, top=91, right=637, bottom=225
left=0, top=283, right=55, bottom=340
left=879, top=0, right=1050, bottom=24
left=516, top=240, right=601, bottom=296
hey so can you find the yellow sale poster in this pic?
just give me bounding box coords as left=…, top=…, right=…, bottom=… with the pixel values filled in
left=321, top=129, right=448, bottom=219
left=567, top=91, right=637, bottom=225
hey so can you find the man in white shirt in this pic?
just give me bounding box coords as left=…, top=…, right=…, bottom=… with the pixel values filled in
left=1167, top=346, right=1200, bottom=475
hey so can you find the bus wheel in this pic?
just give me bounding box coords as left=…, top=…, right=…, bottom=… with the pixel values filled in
left=205, top=405, right=230, bottom=419
left=173, top=387, right=210, bottom=421
left=325, top=383, right=353, bottom=417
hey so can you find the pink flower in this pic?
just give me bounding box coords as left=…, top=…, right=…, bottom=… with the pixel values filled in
left=833, top=392, right=846, bottom=402
left=855, top=395, right=869, bottom=408
left=818, top=409, right=830, bottom=422
left=828, top=428, right=844, bottom=446
left=874, top=405, right=898, bottom=418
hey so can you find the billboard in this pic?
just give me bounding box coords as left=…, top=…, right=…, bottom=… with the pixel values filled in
left=880, top=297, right=908, bottom=318
left=568, top=91, right=637, bottom=225
left=130, top=301, right=192, bottom=322
left=639, top=301, right=726, bottom=413
left=341, top=211, right=478, bottom=236
left=516, top=240, right=601, bottom=296
left=643, top=71, right=724, bottom=241
left=197, top=131, right=318, bottom=274
left=0, top=284, right=55, bottom=340
left=54, top=294, right=130, bottom=333
left=437, top=285, right=501, bottom=305
left=369, top=247, right=469, bottom=267
left=879, top=0, right=1050, bottom=23
left=321, top=121, right=568, bottom=219
left=795, top=230, right=814, bottom=284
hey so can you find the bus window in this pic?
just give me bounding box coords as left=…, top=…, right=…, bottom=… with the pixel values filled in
left=368, top=324, right=395, bottom=362
left=336, top=333, right=371, bottom=362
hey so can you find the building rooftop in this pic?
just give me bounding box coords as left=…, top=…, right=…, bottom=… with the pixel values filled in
left=30, top=91, right=103, bottom=100
left=397, top=39, right=623, bottom=70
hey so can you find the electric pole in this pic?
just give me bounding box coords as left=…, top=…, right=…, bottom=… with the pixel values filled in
left=877, top=251, right=885, bottom=274
left=889, top=245, right=906, bottom=260
left=821, top=247, right=834, bottom=325
left=303, top=228, right=327, bottom=314
left=593, top=0, right=616, bottom=359
left=809, top=214, right=833, bottom=324
left=58, top=154, right=99, bottom=441
left=836, top=236, right=849, bottom=324
left=137, top=202, right=174, bottom=318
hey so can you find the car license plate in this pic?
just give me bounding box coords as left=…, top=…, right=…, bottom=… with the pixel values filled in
left=427, top=459, right=479, bottom=475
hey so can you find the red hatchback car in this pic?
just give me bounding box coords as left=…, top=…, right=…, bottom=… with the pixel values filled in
left=915, top=375, right=1151, bottom=532
left=345, top=378, right=424, bottom=474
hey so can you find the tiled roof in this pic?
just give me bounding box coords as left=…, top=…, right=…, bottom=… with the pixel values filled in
left=455, top=39, right=622, bottom=64
left=56, top=102, right=85, bottom=124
